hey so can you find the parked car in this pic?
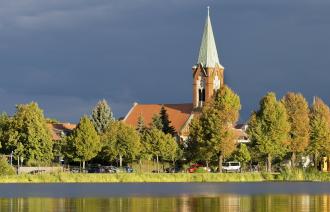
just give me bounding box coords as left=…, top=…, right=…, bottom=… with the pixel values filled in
left=165, top=167, right=181, bottom=173
left=222, top=162, right=241, bottom=173
left=187, top=164, right=211, bottom=173
left=88, top=164, right=105, bottom=173
left=104, top=166, right=120, bottom=173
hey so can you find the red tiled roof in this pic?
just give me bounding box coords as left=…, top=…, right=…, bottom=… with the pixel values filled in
left=123, top=103, right=193, bottom=134
left=47, top=123, right=76, bottom=141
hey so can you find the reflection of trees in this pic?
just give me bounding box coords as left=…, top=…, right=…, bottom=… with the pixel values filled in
left=1, top=195, right=330, bottom=212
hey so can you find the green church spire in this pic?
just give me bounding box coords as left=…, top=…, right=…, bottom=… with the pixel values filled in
left=197, top=7, right=223, bottom=69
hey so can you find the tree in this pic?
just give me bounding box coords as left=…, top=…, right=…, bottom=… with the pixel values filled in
left=186, top=117, right=213, bottom=165
left=247, top=92, right=290, bottom=172
left=0, top=156, right=15, bottom=176
left=282, top=92, right=310, bottom=167
left=5, top=102, right=53, bottom=166
left=0, top=113, right=10, bottom=151
left=101, top=121, right=141, bottom=167
left=309, top=97, right=330, bottom=166
left=91, top=99, right=113, bottom=134
left=160, top=106, right=176, bottom=135
left=233, top=143, right=251, bottom=171
left=188, top=85, right=241, bottom=172
left=136, top=115, right=153, bottom=169
left=162, top=133, right=179, bottom=165
left=144, top=128, right=172, bottom=173
left=66, top=116, right=101, bottom=170
left=136, top=115, right=146, bottom=134
left=151, top=114, right=163, bottom=130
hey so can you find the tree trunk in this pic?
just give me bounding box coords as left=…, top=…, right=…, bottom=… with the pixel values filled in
left=291, top=152, right=296, bottom=168
left=139, top=159, right=142, bottom=173
left=314, top=153, right=319, bottom=170
left=119, top=155, right=123, bottom=167
left=82, top=161, right=85, bottom=172
left=156, top=155, right=159, bottom=173
left=267, top=154, right=272, bottom=173
left=206, top=161, right=209, bottom=168
left=218, top=153, right=223, bottom=173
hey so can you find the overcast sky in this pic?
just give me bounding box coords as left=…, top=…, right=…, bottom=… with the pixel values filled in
left=0, top=0, right=329, bottom=122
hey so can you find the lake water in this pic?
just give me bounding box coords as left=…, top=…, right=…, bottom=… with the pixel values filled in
left=0, top=182, right=330, bottom=211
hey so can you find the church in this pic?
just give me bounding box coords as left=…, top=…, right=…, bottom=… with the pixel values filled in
left=123, top=9, right=248, bottom=142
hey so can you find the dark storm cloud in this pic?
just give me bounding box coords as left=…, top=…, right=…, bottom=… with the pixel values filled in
left=0, top=0, right=329, bottom=122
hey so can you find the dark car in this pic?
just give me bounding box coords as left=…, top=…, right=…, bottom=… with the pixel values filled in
left=165, top=167, right=180, bottom=173
left=88, top=164, right=105, bottom=173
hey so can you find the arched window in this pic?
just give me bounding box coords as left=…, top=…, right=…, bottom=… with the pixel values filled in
left=199, top=77, right=206, bottom=107
left=214, top=75, right=221, bottom=92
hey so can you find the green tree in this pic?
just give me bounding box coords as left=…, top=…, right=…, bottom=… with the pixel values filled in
left=136, top=115, right=146, bottom=134
left=136, top=116, right=153, bottom=170
left=162, top=133, right=179, bottom=165
left=5, top=102, right=53, bottom=166
left=91, top=99, right=113, bottom=134
left=151, top=114, right=163, bottom=130
left=282, top=92, right=310, bottom=167
left=188, top=86, right=241, bottom=172
left=66, top=116, right=101, bottom=170
left=160, top=106, right=176, bottom=135
left=144, top=128, right=178, bottom=172
left=186, top=117, right=213, bottom=165
left=0, top=113, right=10, bottom=151
left=0, top=156, right=15, bottom=176
left=101, top=121, right=141, bottom=167
left=247, top=92, right=290, bottom=172
left=233, top=143, right=251, bottom=171
left=309, top=97, right=330, bottom=166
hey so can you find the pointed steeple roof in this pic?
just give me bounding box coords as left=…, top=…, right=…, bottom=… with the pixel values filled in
left=197, top=7, right=223, bottom=69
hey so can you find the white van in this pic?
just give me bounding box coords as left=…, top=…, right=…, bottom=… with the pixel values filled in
left=222, top=162, right=241, bottom=173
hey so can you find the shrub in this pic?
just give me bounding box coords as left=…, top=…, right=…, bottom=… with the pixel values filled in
left=195, top=167, right=208, bottom=173
left=0, top=156, right=16, bottom=176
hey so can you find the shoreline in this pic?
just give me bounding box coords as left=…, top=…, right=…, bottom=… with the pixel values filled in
left=0, top=172, right=329, bottom=183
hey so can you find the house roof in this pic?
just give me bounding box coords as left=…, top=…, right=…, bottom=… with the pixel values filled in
left=47, top=123, right=76, bottom=141
left=197, top=8, right=223, bottom=69
left=123, top=103, right=193, bottom=134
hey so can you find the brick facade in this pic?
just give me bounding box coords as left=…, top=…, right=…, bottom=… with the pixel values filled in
left=192, top=63, right=224, bottom=109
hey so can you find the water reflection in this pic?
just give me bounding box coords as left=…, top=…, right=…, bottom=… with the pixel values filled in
left=1, top=195, right=330, bottom=212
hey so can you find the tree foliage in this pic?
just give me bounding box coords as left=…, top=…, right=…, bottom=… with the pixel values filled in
left=91, top=99, right=113, bottom=134
left=188, top=85, right=241, bottom=172
left=160, top=106, right=176, bottom=135
left=309, top=97, right=330, bottom=164
left=0, top=113, right=10, bottom=151
left=66, top=116, right=101, bottom=168
left=136, top=115, right=146, bottom=134
left=233, top=143, right=251, bottom=169
left=151, top=114, right=163, bottom=130
left=101, top=121, right=141, bottom=166
left=282, top=92, right=310, bottom=166
left=0, top=156, right=15, bottom=176
left=5, top=102, right=53, bottom=166
left=247, top=92, right=290, bottom=172
left=186, top=117, right=212, bottom=163
left=144, top=128, right=178, bottom=172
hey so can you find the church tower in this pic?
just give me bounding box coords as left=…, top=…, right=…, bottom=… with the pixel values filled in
left=193, top=8, right=224, bottom=109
